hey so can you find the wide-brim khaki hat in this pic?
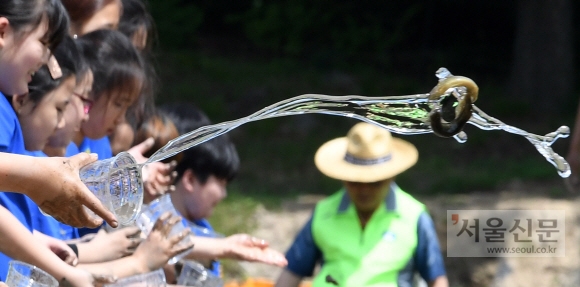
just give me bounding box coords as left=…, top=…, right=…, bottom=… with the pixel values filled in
left=315, top=122, right=418, bottom=182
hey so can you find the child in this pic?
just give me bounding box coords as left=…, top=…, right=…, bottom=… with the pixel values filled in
left=0, top=0, right=116, bottom=228
left=110, top=0, right=158, bottom=155
left=160, top=103, right=287, bottom=279
left=0, top=2, right=116, bottom=282
left=62, top=0, right=123, bottom=36
left=70, top=29, right=145, bottom=159
left=0, top=32, right=87, bottom=278
left=119, top=0, right=155, bottom=53
left=2, top=31, right=193, bottom=283
left=133, top=112, right=180, bottom=203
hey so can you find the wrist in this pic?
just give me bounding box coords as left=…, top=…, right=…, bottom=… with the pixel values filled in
left=16, top=156, right=41, bottom=197
left=219, top=239, right=234, bottom=259
left=130, top=252, right=151, bottom=274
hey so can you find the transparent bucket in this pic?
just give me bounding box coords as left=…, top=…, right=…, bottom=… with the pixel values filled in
left=5, top=261, right=58, bottom=287
left=177, top=261, right=223, bottom=287
left=77, top=152, right=144, bottom=225
left=103, top=269, right=166, bottom=287
left=136, top=194, right=193, bottom=264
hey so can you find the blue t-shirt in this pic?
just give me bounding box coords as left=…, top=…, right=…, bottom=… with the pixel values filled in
left=65, top=141, right=80, bottom=157
left=0, top=93, right=37, bottom=279
left=78, top=136, right=112, bottom=159
left=284, top=190, right=446, bottom=285
left=0, top=94, right=81, bottom=279
left=0, top=93, right=27, bottom=155
left=66, top=136, right=113, bottom=159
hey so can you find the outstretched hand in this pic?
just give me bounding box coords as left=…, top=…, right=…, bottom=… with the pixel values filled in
left=222, top=234, right=287, bottom=267
left=26, top=153, right=118, bottom=228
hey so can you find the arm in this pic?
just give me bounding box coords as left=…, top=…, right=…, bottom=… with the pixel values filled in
left=184, top=234, right=287, bottom=266
left=275, top=269, right=303, bottom=287
left=415, top=212, right=448, bottom=287
left=75, top=227, right=141, bottom=263
left=0, top=152, right=117, bottom=228
left=77, top=213, right=192, bottom=279
left=0, top=206, right=106, bottom=286
left=32, top=230, right=78, bottom=266
left=275, top=215, right=320, bottom=287
left=429, top=276, right=449, bottom=287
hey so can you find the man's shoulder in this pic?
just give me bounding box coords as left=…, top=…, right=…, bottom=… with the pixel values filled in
left=395, top=186, right=425, bottom=210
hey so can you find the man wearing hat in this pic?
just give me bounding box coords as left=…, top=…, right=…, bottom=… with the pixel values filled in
left=275, top=123, right=448, bottom=287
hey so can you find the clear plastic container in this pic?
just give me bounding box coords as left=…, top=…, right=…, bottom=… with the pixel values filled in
left=136, top=194, right=193, bottom=264
left=79, top=152, right=144, bottom=225
left=5, top=261, right=58, bottom=287
left=177, top=261, right=223, bottom=287
left=103, top=269, right=166, bottom=287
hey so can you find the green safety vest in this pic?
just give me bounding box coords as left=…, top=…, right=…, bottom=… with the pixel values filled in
left=311, top=186, right=425, bottom=287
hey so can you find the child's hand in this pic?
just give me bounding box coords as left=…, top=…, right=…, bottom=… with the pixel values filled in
left=59, top=269, right=116, bottom=287
left=80, top=228, right=142, bottom=262
left=132, top=212, right=193, bottom=272
left=128, top=138, right=177, bottom=204
left=142, top=161, right=177, bottom=204
left=33, top=231, right=78, bottom=266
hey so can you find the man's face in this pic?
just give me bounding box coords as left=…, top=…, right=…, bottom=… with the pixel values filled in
left=343, top=179, right=392, bottom=213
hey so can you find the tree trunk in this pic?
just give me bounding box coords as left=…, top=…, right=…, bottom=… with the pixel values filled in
left=509, top=0, right=574, bottom=114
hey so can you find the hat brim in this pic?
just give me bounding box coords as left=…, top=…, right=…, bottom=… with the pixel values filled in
left=314, top=137, right=418, bottom=182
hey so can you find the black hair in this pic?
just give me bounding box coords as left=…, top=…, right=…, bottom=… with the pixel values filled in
left=61, top=0, right=117, bottom=27
left=118, top=0, right=155, bottom=52
left=27, top=35, right=85, bottom=106
left=159, top=102, right=211, bottom=135
left=76, top=29, right=145, bottom=103
left=118, top=0, right=158, bottom=128
left=0, top=0, right=69, bottom=51
left=159, top=103, right=240, bottom=184
left=133, top=111, right=180, bottom=163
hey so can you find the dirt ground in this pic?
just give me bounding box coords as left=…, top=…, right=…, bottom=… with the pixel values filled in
left=237, top=179, right=580, bottom=287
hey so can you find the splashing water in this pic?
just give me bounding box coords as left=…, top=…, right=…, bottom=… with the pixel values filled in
left=145, top=68, right=570, bottom=178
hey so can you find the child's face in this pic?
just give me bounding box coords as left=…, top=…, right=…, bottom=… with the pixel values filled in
left=46, top=71, right=93, bottom=149
left=81, top=91, right=138, bottom=139
left=184, top=174, right=228, bottom=220
left=18, top=76, right=75, bottom=151
left=78, top=0, right=122, bottom=35
left=0, top=18, right=50, bottom=96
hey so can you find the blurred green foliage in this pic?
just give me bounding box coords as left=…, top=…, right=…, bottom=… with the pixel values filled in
left=149, top=0, right=204, bottom=48
left=154, top=50, right=574, bottom=202
left=149, top=0, right=578, bottom=202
